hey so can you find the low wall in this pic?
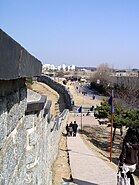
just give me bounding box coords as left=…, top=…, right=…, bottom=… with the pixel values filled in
left=37, top=75, right=73, bottom=112
left=0, top=80, right=69, bottom=185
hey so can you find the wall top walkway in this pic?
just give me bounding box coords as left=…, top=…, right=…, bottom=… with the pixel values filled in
left=0, top=29, right=42, bottom=80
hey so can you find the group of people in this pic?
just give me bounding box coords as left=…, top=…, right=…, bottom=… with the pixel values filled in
left=66, top=121, right=78, bottom=137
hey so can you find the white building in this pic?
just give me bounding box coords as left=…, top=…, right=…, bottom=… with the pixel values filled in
left=67, top=66, right=71, bottom=71
left=71, top=65, right=75, bottom=71
left=57, top=65, right=61, bottom=71
left=43, top=64, right=56, bottom=71
left=62, top=64, right=66, bottom=71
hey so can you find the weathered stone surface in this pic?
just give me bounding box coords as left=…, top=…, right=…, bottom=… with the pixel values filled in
left=16, top=120, right=26, bottom=160
left=26, top=95, right=47, bottom=114
left=6, top=89, right=27, bottom=136
left=29, top=132, right=38, bottom=146
left=0, top=79, right=25, bottom=97
left=24, top=172, right=33, bottom=184
left=0, top=98, right=7, bottom=149
left=27, top=89, right=41, bottom=102
left=9, top=155, right=26, bottom=185
left=26, top=150, right=36, bottom=165
left=0, top=77, right=69, bottom=185
left=0, top=174, right=5, bottom=184
left=18, top=87, right=27, bottom=118
left=6, top=91, right=20, bottom=136
left=0, top=29, right=42, bottom=80
left=24, top=115, right=34, bottom=129
left=2, top=140, right=17, bottom=185
left=0, top=114, right=7, bottom=149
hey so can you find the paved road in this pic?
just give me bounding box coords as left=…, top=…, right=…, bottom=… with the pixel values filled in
left=66, top=82, right=139, bottom=185
left=73, top=82, right=107, bottom=100
left=67, top=115, right=117, bottom=185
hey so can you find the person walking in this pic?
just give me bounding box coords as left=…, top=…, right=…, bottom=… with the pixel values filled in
left=66, top=124, right=69, bottom=136
left=118, top=126, right=139, bottom=185
left=68, top=121, right=73, bottom=136
left=72, top=121, right=78, bottom=137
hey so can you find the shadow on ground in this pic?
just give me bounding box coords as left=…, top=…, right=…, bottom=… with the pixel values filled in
left=80, top=125, right=139, bottom=179
left=63, top=178, right=98, bottom=185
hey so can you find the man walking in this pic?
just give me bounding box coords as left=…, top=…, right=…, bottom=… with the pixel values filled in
left=72, top=121, right=78, bottom=137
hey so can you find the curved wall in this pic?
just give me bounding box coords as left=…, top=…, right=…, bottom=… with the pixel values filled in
left=37, top=75, right=73, bottom=112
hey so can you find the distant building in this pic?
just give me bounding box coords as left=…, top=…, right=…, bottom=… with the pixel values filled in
left=57, top=65, right=61, bottom=71
left=71, top=65, right=75, bottom=71
left=42, top=64, right=56, bottom=71
left=67, top=66, right=71, bottom=71
left=112, top=69, right=139, bottom=77
left=62, top=64, right=66, bottom=71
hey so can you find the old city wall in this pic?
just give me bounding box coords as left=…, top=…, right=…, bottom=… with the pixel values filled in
left=37, top=75, right=73, bottom=113
left=0, top=29, right=69, bottom=185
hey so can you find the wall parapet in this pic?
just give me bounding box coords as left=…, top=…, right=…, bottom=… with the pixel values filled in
left=37, top=75, right=74, bottom=112
left=0, top=29, right=42, bottom=80
left=26, top=94, right=47, bottom=114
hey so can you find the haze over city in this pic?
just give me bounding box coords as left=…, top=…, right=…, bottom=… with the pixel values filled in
left=1, top=0, right=139, bottom=69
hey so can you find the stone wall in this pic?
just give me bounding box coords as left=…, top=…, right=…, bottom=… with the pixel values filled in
left=37, top=75, right=74, bottom=112
left=0, top=29, right=69, bottom=185
left=0, top=79, right=27, bottom=184
left=0, top=29, right=42, bottom=80
left=0, top=81, right=69, bottom=185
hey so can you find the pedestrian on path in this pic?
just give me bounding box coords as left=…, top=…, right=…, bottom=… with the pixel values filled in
left=68, top=121, right=73, bottom=136
left=118, top=126, right=139, bottom=185
left=72, top=121, right=78, bottom=137
left=66, top=124, right=69, bottom=136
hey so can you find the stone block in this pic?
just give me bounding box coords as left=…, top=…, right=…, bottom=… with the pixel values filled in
left=2, top=139, right=17, bottom=185
left=9, top=156, right=26, bottom=185
left=6, top=92, right=20, bottom=136
left=24, top=172, right=33, bottom=184
left=0, top=98, right=7, bottom=149
left=29, top=132, right=38, bottom=146
left=0, top=174, right=5, bottom=184
left=18, top=87, right=27, bottom=118
left=24, top=115, right=34, bottom=129
left=16, top=120, right=26, bottom=159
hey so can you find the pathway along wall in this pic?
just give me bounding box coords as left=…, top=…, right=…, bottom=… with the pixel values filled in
left=0, top=29, right=69, bottom=185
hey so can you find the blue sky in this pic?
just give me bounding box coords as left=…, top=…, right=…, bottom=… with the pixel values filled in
left=1, top=0, right=139, bottom=69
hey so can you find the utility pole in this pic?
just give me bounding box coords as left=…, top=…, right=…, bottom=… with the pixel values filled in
left=109, top=89, right=114, bottom=162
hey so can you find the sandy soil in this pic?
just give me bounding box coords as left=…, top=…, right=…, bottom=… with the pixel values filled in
left=52, top=129, right=72, bottom=185
left=30, top=81, right=60, bottom=117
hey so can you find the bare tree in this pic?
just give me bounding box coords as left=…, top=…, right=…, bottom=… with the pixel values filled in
left=90, top=63, right=112, bottom=89
left=113, top=77, right=139, bottom=109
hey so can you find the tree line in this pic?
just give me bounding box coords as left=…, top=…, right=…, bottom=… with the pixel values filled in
left=90, top=64, right=139, bottom=129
